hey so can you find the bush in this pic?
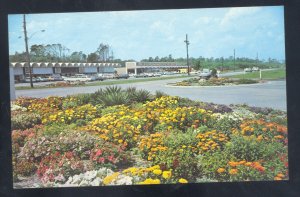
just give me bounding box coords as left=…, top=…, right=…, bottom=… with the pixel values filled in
left=92, top=86, right=130, bottom=106
left=90, top=142, right=131, bottom=170
left=12, top=125, right=43, bottom=147
left=130, top=89, right=152, bottom=103
left=211, top=68, right=217, bottom=78
left=155, top=90, right=168, bottom=99
left=20, top=130, right=104, bottom=163
left=224, top=135, right=286, bottom=162
left=14, top=159, right=37, bottom=177
left=11, top=112, right=42, bottom=130
left=37, top=152, right=84, bottom=184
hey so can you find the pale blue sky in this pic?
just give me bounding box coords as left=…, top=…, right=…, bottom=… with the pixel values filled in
left=8, top=6, right=285, bottom=61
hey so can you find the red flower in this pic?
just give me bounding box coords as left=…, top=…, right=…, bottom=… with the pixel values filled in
left=95, top=149, right=103, bottom=156
left=98, top=157, right=105, bottom=163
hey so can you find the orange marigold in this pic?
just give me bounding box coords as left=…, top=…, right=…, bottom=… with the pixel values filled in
left=229, top=169, right=238, bottom=175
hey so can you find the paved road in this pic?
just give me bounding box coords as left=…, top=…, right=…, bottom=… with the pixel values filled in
left=16, top=77, right=287, bottom=111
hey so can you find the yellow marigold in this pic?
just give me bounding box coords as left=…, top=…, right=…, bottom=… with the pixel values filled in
left=139, top=178, right=161, bottom=185
left=162, top=171, right=172, bottom=179
left=178, top=178, right=188, bottom=183
left=229, top=169, right=238, bottom=175
left=217, top=168, right=225, bottom=173
left=103, top=172, right=119, bottom=185
left=153, top=169, right=162, bottom=175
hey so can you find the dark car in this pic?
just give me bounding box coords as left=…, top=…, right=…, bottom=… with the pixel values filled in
left=115, top=74, right=129, bottom=79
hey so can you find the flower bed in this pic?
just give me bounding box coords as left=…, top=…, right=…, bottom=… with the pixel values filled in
left=170, top=77, right=259, bottom=87
left=11, top=87, right=288, bottom=187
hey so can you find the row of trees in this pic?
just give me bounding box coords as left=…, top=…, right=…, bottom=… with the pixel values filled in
left=9, top=43, right=115, bottom=63
left=141, top=55, right=284, bottom=70
left=10, top=44, right=284, bottom=70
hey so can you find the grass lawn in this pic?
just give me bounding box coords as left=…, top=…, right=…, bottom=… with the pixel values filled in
left=229, top=69, right=286, bottom=80
left=15, top=75, right=194, bottom=90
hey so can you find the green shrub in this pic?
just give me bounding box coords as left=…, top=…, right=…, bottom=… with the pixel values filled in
left=151, top=130, right=200, bottom=181
left=11, top=112, right=41, bottom=130
left=225, top=135, right=286, bottom=161
left=91, top=86, right=130, bottom=106
left=155, top=90, right=168, bottom=98
left=131, top=89, right=152, bottom=103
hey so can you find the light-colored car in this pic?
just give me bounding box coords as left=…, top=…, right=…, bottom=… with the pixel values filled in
left=63, top=74, right=96, bottom=82
left=199, top=69, right=212, bottom=79
left=24, top=77, right=37, bottom=83
left=36, top=77, right=48, bottom=82
left=102, top=73, right=115, bottom=79
left=49, top=74, right=63, bottom=81
left=244, top=68, right=252, bottom=72
left=252, top=67, right=260, bottom=71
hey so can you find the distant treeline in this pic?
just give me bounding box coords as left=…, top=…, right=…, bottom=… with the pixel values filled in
left=10, top=43, right=284, bottom=70
left=141, top=55, right=285, bottom=70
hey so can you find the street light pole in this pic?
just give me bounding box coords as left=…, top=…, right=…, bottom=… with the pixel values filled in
left=184, top=34, right=190, bottom=75
left=23, top=14, right=33, bottom=88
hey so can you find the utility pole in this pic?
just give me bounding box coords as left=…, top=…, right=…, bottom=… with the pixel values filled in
left=257, top=52, right=262, bottom=80
left=23, top=14, right=34, bottom=88
left=233, top=49, right=236, bottom=72
left=184, top=34, right=190, bottom=75
left=221, top=56, right=224, bottom=71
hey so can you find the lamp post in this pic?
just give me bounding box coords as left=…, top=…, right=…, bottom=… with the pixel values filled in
left=22, top=14, right=45, bottom=88
left=184, top=34, right=190, bottom=75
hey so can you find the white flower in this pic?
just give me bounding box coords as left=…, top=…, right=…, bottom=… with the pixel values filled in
left=79, top=180, right=89, bottom=186
left=90, top=177, right=102, bottom=186
left=84, top=170, right=97, bottom=180
left=114, top=175, right=133, bottom=185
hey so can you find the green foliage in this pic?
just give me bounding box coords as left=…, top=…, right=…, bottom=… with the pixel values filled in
left=151, top=130, right=200, bottom=181
left=131, top=89, right=152, bottom=103
left=198, top=150, right=235, bottom=180
left=155, top=90, right=168, bottom=99
left=92, top=86, right=130, bottom=106
left=211, top=68, right=217, bottom=77
left=211, top=117, right=241, bottom=136
left=225, top=135, right=285, bottom=161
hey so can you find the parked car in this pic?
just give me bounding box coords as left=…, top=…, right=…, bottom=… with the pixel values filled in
left=199, top=69, right=212, bottom=79
left=24, top=77, right=37, bottom=83
left=244, top=68, right=252, bottom=72
left=144, top=73, right=155, bottom=77
left=102, top=73, right=115, bottom=79
left=63, top=74, right=96, bottom=82
left=252, top=67, right=260, bottom=71
left=49, top=74, right=63, bottom=81
left=96, top=73, right=104, bottom=81
left=129, top=73, right=136, bottom=78
left=36, top=77, right=48, bottom=82
left=135, top=73, right=147, bottom=78
left=115, top=74, right=129, bottom=79
left=153, top=73, right=162, bottom=77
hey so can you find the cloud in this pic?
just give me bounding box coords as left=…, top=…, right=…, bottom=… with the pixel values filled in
left=220, top=7, right=262, bottom=29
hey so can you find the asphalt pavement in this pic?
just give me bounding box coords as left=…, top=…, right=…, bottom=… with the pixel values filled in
left=15, top=76, right=287, bottom=111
